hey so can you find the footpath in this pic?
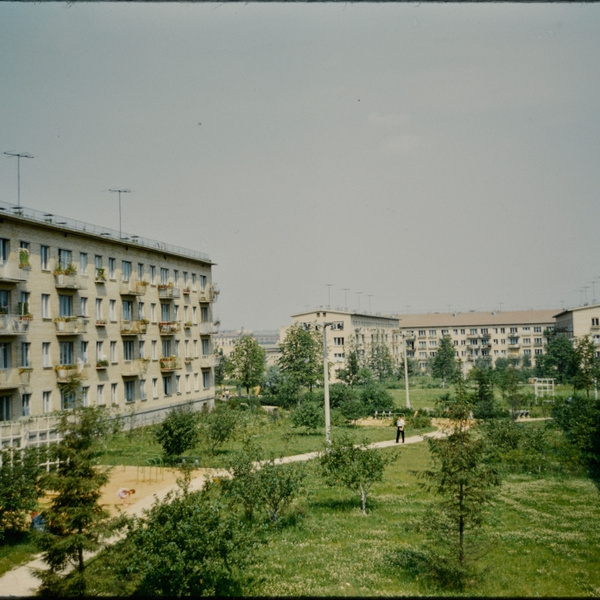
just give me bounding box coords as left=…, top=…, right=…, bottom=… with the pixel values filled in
left=0, top=430, right=444, bottom=598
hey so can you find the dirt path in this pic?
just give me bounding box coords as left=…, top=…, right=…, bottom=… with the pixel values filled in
left=0, top=430, right=442, bottom=597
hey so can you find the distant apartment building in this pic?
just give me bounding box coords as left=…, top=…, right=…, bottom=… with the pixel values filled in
left=286, top=309, right=401, bottom=382
left=0, top=201, right=218, bottom=446
left=396, top=309, right=558, bottom=371
left=554, top=304, right=600, bottom=355
left=214, top=329, right=280, bottom=368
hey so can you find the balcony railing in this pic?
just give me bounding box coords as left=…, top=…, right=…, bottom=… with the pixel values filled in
left=120, top=320, right=148, bottom=335
left=54, top=273, right=85, bottom=289
left=0, top=261, right=30, bottom=282
left=158, top=285, right=181, bottom=299
left=199, top=355, right=217, bottom=368
left=198, top=284, right=219, bottom=302
left=159, top=356, right=182, bottom=372
left=121, top=359, right=150, bottom=377
left=159, top=321, right=180, bottom=335
left=0, top=315, right=32, bottom=335
left=119, top=280, right=148, bottom=296
left=54, top=364, right=88, bottom=382
left=54, top=317, right=89, bottom=335
left=0, top=368, right=21, bottom=389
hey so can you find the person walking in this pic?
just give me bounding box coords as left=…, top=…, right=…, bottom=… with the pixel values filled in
left=395, top=415, right=405, bottom=444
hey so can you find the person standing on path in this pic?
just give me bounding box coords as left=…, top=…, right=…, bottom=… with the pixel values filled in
left=395, top=415, right=405, bottom=443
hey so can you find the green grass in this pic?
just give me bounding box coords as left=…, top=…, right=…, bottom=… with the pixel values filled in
left=0, top=533, right=40, bottom=577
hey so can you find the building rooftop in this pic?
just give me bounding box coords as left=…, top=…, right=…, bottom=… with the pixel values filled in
left=0, top=200, right=212, bottom=264
left=397, top=309, right=559, bottom=329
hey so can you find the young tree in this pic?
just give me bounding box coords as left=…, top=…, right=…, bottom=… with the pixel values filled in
left=278, top=324, right=322, bottom=403
left=367, top=341, right=395, bottom=382
left=0, top=446, right=43, bottom=540
left=290, top=400, right=323, bottom=435
left=123, top=481, right=256, bottom=596
left=201, top=404, right=240, bottom=453
left=571, top=336, right=599, bottom=397
left=155, top=403, right=201, bottom=462
left=420, top=376, right=500, bottom=587
left=337, top=346, right=363, bottom=386
left=228, top=335, right=266, bottom=397
left=35, top=406, right=121, bottom=597
left=431, top=335, right=458, bottom=388
left=468, top=364, right=500, bottom=419
left=535, top=333, right=575, bottom=384
left=319, top=433, right=396, bottom=515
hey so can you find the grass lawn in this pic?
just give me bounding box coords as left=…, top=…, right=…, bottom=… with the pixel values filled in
left=241, top=439, right=600, bottom=597
left=0, top=534, right=39, bottom=577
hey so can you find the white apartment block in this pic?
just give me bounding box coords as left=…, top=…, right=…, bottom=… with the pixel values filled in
left=214, top=329, right=280, bottom=368
left=397, top=309, right=558, bottom=372
left=0, top=201, right=218, bottom=446
left=286, top=309, right=401, bottom=382
left=554, top=304, right=600, bottom=354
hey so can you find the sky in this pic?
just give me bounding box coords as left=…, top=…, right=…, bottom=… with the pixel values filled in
left=1, top=2, right=600, bottom=331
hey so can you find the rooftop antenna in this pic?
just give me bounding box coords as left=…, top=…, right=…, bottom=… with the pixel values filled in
left=109, top=188, right=132, bottom=239
left=367, top=294, right=373, bottom=313
left=356, top=291, right=362, bottom=312
left=4, top=152, right=34, bottom=206
left=325, top=283, right=333, bottom=309
left=342, top=288, right=350, bottom=311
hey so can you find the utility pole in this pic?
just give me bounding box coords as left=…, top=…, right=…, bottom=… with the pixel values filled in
left=4, top=152, right=34, bottom=206
left=109, top=189, right=132, bottom=239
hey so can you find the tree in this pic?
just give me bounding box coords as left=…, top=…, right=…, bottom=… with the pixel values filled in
left=290, top=400, right=323, bottom=434
left=214, top=348, right=230, bottom=387
left=35, top=406, right=121, bottom=597
left=367, top=340, right=395, bottom=382
left=419, top=376, right=500, bottom=587
left=337, top=346, right=363, bottom=386
left=0, top=446, right=43, bottom=541
left=201, top=404, right=239, bottom=453
left=431, top=335, right=458, bottom=388
left=571, top=336, right=599, bottom=397
left=123, top=480, right=255, bottom=596
left=468, top=364, right=501, bottom=419
left=278, top=324, right=322, bottom=403
left=494, top=364, right=523, bottom=418
left=535, top=333, right=575, bottom=384
left=155, top=403, right=201, bottom=461
left=228, top=335, right=266, bottom=397
left=319, top=433, right=396, bottom=514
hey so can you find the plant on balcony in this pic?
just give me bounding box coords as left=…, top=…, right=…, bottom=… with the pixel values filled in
left=182, top=288, right=191, bottom=295
left=53, top=265, right=65, bottom=275
left=96, top=359, right=109, bottom=368
left=184, top=321, right=193, bottom=328
left=96, top=319, right=107, bottom=326
left=184, top=357, right=193, bottom=364
left=95, top=267, right=106, bottom=282
left=19, top=366, right=34, bottom=374
left=158, top=282, right=173, bottom=289
left=17, top=302, right=33, bottom=319
left=213, top=320, right=221, bottom=327
left=18, top=247, right=31, bottom=269
left=140, top=318, right=150, bottom=325
left=65, top=263, right=77, bottom=275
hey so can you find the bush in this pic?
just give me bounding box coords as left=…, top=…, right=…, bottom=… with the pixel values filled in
left=155, top=404, right=201, bottom=461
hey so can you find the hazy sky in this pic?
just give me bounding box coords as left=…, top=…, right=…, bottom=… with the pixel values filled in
left=2, top=3, right=600, bottom=331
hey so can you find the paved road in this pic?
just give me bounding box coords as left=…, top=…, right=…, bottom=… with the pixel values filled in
left=0, top=430, right=443, bottom=597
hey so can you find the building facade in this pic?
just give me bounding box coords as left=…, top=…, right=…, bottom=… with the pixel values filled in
left=396, top=309, right=558, bottom=371
left=554, top=304, right=600, bottom=355
left=0, top=201, right=218, bottom=445
left=287, top=309, right=401, bottom=382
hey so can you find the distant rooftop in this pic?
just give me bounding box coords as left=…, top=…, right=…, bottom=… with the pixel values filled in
left=0, top=199, right=212, bottom=264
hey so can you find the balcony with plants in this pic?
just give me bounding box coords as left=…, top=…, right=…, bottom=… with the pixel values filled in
left=159, top=356, right=182, bottom=372
left=95, top=267, right=107, bottom=284
left=158, top=283, right=181, bottom=299
left=54, top=363, right=88, bottom=382
left=159, top=321, right=180, bottom=335
left=121, top=358, right=149, bottom=377
left=0, top=311, right=32, bottom=335
left=54, top=263, right=85, bottom=289
left=0, top=256, right=30, bottom=283
left=120, top=319, right=149, bottom=336
left=54, top=316, right=89, bottom=334
left=119, top=278, right=148, bottom=296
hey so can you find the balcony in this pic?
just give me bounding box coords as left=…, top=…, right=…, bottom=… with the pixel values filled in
left=54, top=364, right=88, bottom=382
left=54, top=272, right=86, bottom=290
left=121, top=359, right=150, bottom=377
left=159, top=321, right=180, bottom=335
left=199, top=355, right=217, bottom=368
left=95, top=320, right=107, bottom=327
left=198, top=322, right=218, bottom=335
left=96, top=360, right=109, bottom=370
left=120, top=320, right=148, bottom=336
left=0, top=315, right=32, bottom=336
left=0, top=368, right=30, bottom=390
left=94, top=268, right=107, bottom=284
left=119, top=279, right=148, bottom=296
left=0, top=261, right=30, bottom=283
left=54, top=317, right=89, bottom=335
left=159, top=356, right=182, bottom=372
left=158, top=285, right=181, bottom=299
left=198, top=284, right=219, bottom=302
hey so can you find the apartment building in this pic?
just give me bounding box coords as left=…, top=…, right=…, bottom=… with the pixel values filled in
left=214, top=329, right=280, bottom=368
left=397, top=309, right=558, bottom=371
left=0, top=201, right=218, bottom=445
left=286, top=309, right=401, bottom=382
left=554, top=304, right=600, bottom=354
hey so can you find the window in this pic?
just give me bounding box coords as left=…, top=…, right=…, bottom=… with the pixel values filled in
left=192, top=273, right=197, bottom=290
left=175, top=375, right=181, bottom=394
left=122, top=300, right=133, bottom=321
left=21, top=342, right=31, bottom=367
left=111, top=383, right=118, bottom=405
left=202, top=371, right=210, bottom=389
left=150, top=303, right=156, bottom=322
left=124, top=380, right=135, bottom=403
left=183, top=271, right=188, bottom=286
left=534, top=327, right=542, bottom=333
left=110, top=341, right=117, bottom=363
left=150, top=266, right=156, bottom=285
left=152, top=378, right=158, bottom=398
left=22, top=393, right=31, bottom=417
left=79, top=252, right=88, bottom=275
left=95, top=298, right=103, bottom=320
left=510, top=327, right=518, bottom=334
left=59, top=295, right=73, bottom=317
left=59, top=341, right=74, bottom=366
left=429, top=330, right=436, bottom=336
left=122, top=260, right=132, bottom=282
left=140, top=379, right=146, bottom=401
left=97, top=384, right=104, bottom=405
left=42, top=342, right=51, bottom=367
left=200, top=306, right=209, bottom=322
left=193, top=339, right=198, bottom=357
left=123, top=340, right=134, bottom=361
left=0, top=290, right=8, bottom=314
left=109, top=299, right=116, bottom=321
left=1, top=396, right=11, bottom=421
left=333, top=337, right=344, bottom=346
left=162, top=339, right=172, bottom=358
left=81, top=341, right=88, bottom=364
left=200, top=275, right=207, bottom=291
left=163, top=375, right=172, bottom=396
left=41, top=294, right=50, bottom=319
left=500, top=328, right=505, bottom=334
left=418, top=330, right=426, bottom=336
left=61, top=389, right=74, bottom=411
left=40, top=245, right=50, bottom=270
left=160, top=268, right=169, bottom=285
left=522, top=326, right=530, bottom=332
left=138, top=302, right=145, bottom=321
left=96, top=341, right=103, bottom=362
left=139, top=340, right=145, bottom=359
left=470, top=329, right=477, bottom=335
left=80, top=296, right=88, bottom=317
left=0, top=239, right=8, bottom=264
left=58, top=248, right=72, bottom=270
left=138, top=263, right=144, bottom=280
left=161, top=303, right=170, bottom=322
left=173, top=270, right=179, bottom=286
left=152, top=340, right=157, bottom=360
left=81, top=386, right=89, bottom=407
left=194, top=373, right=199, bottom=391
left=202, top=338, right=209, bottom=357
left=108, top=258, right=116, bottom=279
left=185, top=374, right=190, bottom=393
left=43, top=391, right=51, bottom=413
left=593, top=318, right=600, bottom=327
left=481, top=328, right=488, bottom=334
left=192, top=306, right=197, bottom=323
